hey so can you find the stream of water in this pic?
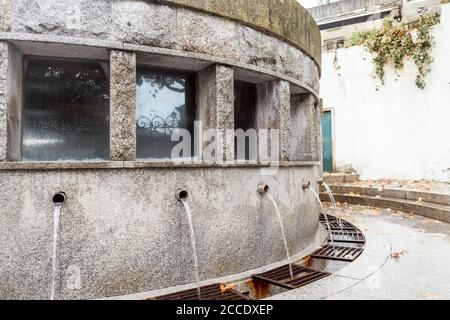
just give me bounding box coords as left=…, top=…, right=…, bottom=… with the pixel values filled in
left=50, top=204, right=62, bottom=300
left=181, top=199, right=202, bottom=300
left=309, top=188, right=336, bottom=247
left=266, top=194, right=294, bottom=280
left=322, top=182, right=346, bottom=237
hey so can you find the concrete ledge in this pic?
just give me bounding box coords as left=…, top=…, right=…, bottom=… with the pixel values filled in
left=0, top=32, right=320, bottom=100
left=0, top=160, right=321, bottom=171
left=320, top=193, right=450, bottom=223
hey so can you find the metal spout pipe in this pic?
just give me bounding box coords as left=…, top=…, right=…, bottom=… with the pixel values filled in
left=302, top=181, right=311, bottom=190
left=52, top=192, right=66, bottom=205
left=175, top=189, right=189, bottom=201
left=257, top=184, right=270, bottom=195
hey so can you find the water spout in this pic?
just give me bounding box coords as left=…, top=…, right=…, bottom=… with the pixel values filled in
left=175, top=189, right=189, bottom=201
left=177, top=191, right=201, bottom=300
left=50, top=192, right=66, bottom=300
left=308, top=188, right=336, bottom=247
left=302, top=181, right=311, bottom=190
left=322, top=182, right=346, bottom=236
left=257, top=184, right=270, bottom=195
left=261, top=189, right=293, bottom=280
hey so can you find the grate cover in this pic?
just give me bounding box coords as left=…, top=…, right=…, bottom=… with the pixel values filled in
left=320, top=213, right=337, bottom=222
left=322, top=220, right=356, bottom=230
left=330, top=230, right=365, bottom=244
left=252, top=264, right=330, bottom=290
left=311, top=245, right=363, bottom=262
left=151, top=283, right=250, bottom=300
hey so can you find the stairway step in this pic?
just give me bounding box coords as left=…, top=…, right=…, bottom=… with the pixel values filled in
left=323, top=173, right=359, bottom=184
left=321, top=185, right=450, bottom=207
left=319, top=193, right=450, bottom=223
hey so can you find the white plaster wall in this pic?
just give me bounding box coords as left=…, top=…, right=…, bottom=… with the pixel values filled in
left=320, top=4, right=450, bottom=182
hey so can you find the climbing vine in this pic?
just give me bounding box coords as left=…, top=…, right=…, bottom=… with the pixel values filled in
left=347, top=14, right=440, bottom=89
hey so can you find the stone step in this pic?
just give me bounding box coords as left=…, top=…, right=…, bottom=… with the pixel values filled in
left=319, top=193, right=450, bottom=223
left=322, top=173, right=360, bottom=184
left=321, top=185, right=450, bottom=206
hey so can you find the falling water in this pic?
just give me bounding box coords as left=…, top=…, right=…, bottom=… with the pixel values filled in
left=309, top=188, right=336, bottom=247
left=50, top=204, right=62, bottom=300
left=322, top=182, right=346, bottom=237
left=266, top=194, right=294, bottom=280
left=181, top=199, right=201, bottom=300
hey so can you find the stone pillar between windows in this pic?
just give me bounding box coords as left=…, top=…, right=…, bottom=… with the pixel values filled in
left=110, top=50, right=136, bottom=161
left=314, top=98, right=323, bottom=163
left=197, top=64, right=234, bottom=162
left=291, top=93, right=321, bottom=162
left=256, top=80, right=291, bottom=162
left=0, top=41, right=22, bottom=162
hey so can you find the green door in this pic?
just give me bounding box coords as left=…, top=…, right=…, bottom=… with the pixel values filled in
left=322, top=111, right=333, bottom=172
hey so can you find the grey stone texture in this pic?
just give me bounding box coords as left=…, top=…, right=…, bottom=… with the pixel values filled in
left=0, top=166, right=320, bottom=299
left=160, top=0, right=322, bottom=66
left=11, top=0, right=112, bottom=39
left=112, top=0, right=177, bottom=48
left=0, top=42, right=6, bottom=161
left=176, top=8, right=240, bottom=61
left=256, top=80, right=292, bottom=162
left=290, top=94, right=320, bottom=162
left=197, top=64, right=235, bottom=161
left=110, top=50, right=136, bottom=161
left=0, top=0, right=323, bottom=300
left=0, top=0, right=11, bottom=32
left=5, top=0, right=320, bottom=93
left=0, top=41, right=21, bottom=162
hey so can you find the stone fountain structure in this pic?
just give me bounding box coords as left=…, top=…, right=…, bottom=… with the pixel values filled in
left=0, top=0, right=323, bottom=299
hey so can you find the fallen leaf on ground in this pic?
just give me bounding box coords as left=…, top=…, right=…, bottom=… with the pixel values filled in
left=220, top=284, right=237, bottom=293
left=391, top=251, right=407, bottom=259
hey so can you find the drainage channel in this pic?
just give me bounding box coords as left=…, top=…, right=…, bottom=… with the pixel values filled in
left=150, top=284, right=250, bottom=300
left=151, top=214, right=365, bottom=300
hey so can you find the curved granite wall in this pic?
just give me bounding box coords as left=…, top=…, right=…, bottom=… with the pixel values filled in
left=0, top=0, right=323, bottom=299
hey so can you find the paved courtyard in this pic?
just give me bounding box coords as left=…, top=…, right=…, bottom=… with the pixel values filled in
left=270, top=204, right=450, bottom=300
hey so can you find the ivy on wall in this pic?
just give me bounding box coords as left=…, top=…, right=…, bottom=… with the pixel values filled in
left=347, top=14, right=440, bottom=89
left=442, top=0, right=450, bottom=5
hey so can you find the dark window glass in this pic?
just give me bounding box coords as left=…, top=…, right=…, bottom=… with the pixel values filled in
left=234, top=80, right=257, bottom=161
left=22, top=57, right=110, bottom=161
left=326, top=41, right=334, bottom=52
left=136, top=68, right=195, bottom=160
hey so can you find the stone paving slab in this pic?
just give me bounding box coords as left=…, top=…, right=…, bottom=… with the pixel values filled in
left=268, top=274, right=359, bottom=300
left=334, top=254, right=388, bottom=280
left=328, top=250, right=450, bottom=300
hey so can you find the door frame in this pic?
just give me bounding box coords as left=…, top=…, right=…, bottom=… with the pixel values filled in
left=322, top=107, right=336, bottom=172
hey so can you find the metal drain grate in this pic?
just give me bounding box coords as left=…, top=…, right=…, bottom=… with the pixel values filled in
left=322, top=220, right=356, bottom=230
left=252, top=264, right=330, bottom=290
left=320, top=213, right=337, bottom=222
left=151, top=283, right=250, bottom=300
left=330, top=230, right=365, bottom=244
left=311, top=245, right=363, bottom=262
